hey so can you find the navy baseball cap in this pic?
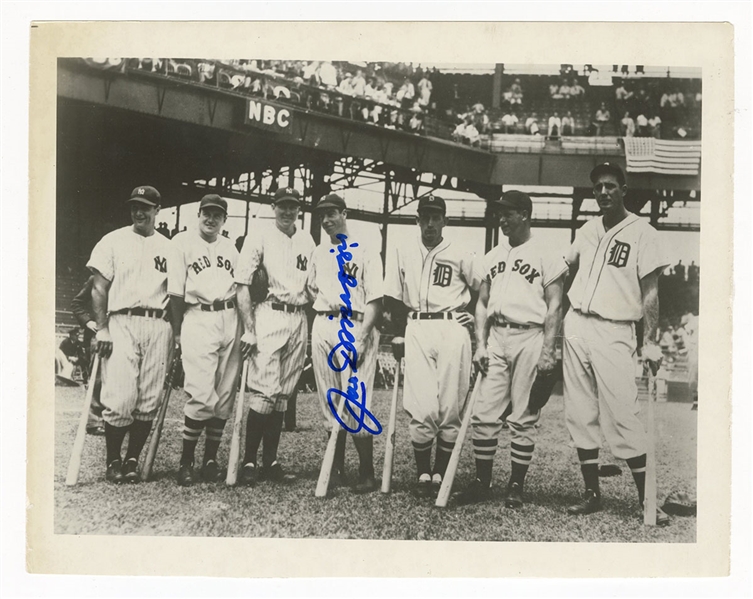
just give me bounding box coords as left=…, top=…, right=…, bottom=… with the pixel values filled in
left=494, top=190, right=532, bottom=214
left=315, top=193, right=346, bottom=211
left=127, top=185, right=161, bottom=206
left=273, top=187, right=302, bottom=204
left=417, top=194, right=446, bottom=214
left=590, top=162, right=626, bottom=186
left=199, top=194, right=228, bottom=214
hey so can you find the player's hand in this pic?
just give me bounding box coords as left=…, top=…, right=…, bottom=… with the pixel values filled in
left=473, top=346, right=489, bottom=375
left=240, top=331, right=257, bottom=360
left=95, top=328, right=113, bottom=358
left=536, top=351, right=557, bottom=373
left=172, top=336, right=182, bottom=360
left=391, top=336, right=405, bottom=361
left=642, top=342, right=663, bottom=376
left=454, top=312, right=474, bottom=329
left=85, top=320, right=98, bottom=334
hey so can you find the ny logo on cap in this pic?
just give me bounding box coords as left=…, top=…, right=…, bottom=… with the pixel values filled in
left=428, top=194, right=436, bottom=202
left=137, top=188, right=145, bottom=195
left=286, top=187, right=293, bottom=194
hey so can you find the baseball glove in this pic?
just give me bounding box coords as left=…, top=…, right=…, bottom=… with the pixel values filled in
left=662, top=491, right=697, bottom=516
left=249, top=265, right=269, bottom=303
left=527, top=361, right=563, bottom=412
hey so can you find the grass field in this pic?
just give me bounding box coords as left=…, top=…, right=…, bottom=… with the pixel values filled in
left=54, top=382, right=697, bottom=542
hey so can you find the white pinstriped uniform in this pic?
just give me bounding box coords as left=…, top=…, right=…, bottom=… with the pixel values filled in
left=384, top=235, right=481, bottom=446
left=235, top=222, right=315, bottom=414
left=471, top=236, right=568, bottom=451
left=563, top=213, right=669, bottom=459
left=307, top=236, right=383, bottom=437
left=87, top=226, right=173, bottom=427
left=169, top=231, right=242, bottom=421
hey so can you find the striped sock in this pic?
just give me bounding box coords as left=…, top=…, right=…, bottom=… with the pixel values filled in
left=181, top=416, right=205, bottom=466
left=510, top=442, right=534, bottom=486
left=412, top=439, right=433, bottom=477
left=433, top=437, right=455, bottom=478
left=627, top=454, right=647, bottom=504
left=203, top=418, right=226, bottom=465
left=576, top=447, right=600, bottom=495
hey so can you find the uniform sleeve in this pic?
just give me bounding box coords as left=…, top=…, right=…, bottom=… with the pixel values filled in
left=69, top=277, right=94, bottom=326
left=541, top=246, right=570, bottom=287
left=363, top=246, right=384, bottom=304
left=637, top=226, right=670, bottom=279
left=86, top=234, right=115, bottom=281
left=463, top=252, right=483, bottom=291
left=167, top=236, right=188, bottom=297
left=234, top=228, right=264, bottom=285
left=383, top=243, right=403, bottom=300
left=565, top=231, right=580, bottom=266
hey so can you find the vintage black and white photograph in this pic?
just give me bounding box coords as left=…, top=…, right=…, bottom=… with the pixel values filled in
left=52, top=55, right=702, bottom=542
left=22, top=20, right=736, bottom=580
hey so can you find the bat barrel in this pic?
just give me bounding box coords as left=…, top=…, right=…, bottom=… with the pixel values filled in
left=65, top=355, right=101, bottom=486
left=380, top=359, right=401, bottom=494
left=226, top=359, right=249, bottom=486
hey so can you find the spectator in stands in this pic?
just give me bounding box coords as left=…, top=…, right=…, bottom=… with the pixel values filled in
left=319, top=60, right=338, bottom=88
left=620, top=111, right=636, bottom=137
left=397, top=77, right=416, bottom=109
left=500, top=111, right=519, bottom=134
left=56, top=327, right=85, bottom=386
left=549, top=81, right=564, bottom=100
left=417, top=73, right=433, bottom=110
left=302, top=60, right=320, bottom=85
left=615, top=80, right=632, bottom=113
left=548, top=111, right=562, bottom=139
left=338, top=71, right=355, bottom=95
left=561, top=111, right=575, bottom=136
left=525, top=112, right=541, bottom=135
left=569, top=78, right=585, bottom=99
left=509, top=78, right=524, bottom=105
left=649, top=113, right=662, bottom=138
left=674, top=260, right=686, bottom=282
left=593, top=102, right=611, bottom=136
left=471, top=103, right=490, bottom=134
left=197, top=60, right=216, bottom=84
left=453, top=117, right=468, bottom=143
left=409, top=110, right=424, bottom=133
left=464, top=117, right=480, bottom=146
left=351, top=69, right=366, bottom=97
left=635, top=112, right=650, bottom=136
left=687, top=261, right=699, bottom=285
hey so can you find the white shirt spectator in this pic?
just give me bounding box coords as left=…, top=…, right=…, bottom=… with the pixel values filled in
left=525, top=116, right=540, bottom=135
left=636, top=113, right=649, bottom=128
left=397, top=80, right=415, bottom=102
left=338, top=74, right=355, bottom=95
left=464, top=123, right=480, bottom=145
left=621, top=114, right=636, bottom=137
left=417, top=77, right=433, bottom=107
left=351, top=72, right=366, bottom=96
left=501, top=113, right=519, bottom=131
left=319, top=61, right=338, bottom=87
left=570, top=82, right=585, bottom=97
left=548, top=114, right=562, bottom=137
left=561, top=113, right=575, bottom=135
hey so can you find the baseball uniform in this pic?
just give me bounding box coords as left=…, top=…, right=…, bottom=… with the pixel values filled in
left=384, top=233, right=480, bottom=479
left=169, top=228, right=242, bottom=478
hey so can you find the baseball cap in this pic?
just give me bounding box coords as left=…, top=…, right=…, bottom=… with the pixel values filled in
left=273, top=187, right=302, bottom=204
left=127, top=185, right=161, bottom=206
left=199, top=194, right=228, bottom=214
left=590, top=162, right=626, bottom=186
left=494, top=190, right=532, bottom=214
left=315, top=193, right=346, bottom=211
left=417, top=194, right=446, bottom=214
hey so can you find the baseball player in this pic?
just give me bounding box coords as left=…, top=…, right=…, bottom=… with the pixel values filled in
left=453, top=190, right=567, bottom=507
left=235, top=187, right=315, bottom=485
left=563, top=162, right=670, bottom=525
left=168, top=194, right=242, bottom=486
left=384, top=194, right=481, bottom=498
left=307, top=193, right=383, bottom=494
left=70, top=276, right=105, bottom=434
left=87, top=185, right=173, bottom=484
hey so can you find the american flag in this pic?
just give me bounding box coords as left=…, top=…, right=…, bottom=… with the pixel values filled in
left=624, top=138, right=701, bottom=176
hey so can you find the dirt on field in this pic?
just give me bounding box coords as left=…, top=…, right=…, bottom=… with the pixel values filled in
left=54, top=383, right=696, bottom=542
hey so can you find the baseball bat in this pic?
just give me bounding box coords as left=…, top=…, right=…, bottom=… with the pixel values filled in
left=315, top=395, right=350, bottom=498
left=380, top=358, right=402, bottom=494
left=141, top=351, right=178, bottom=482
left=643, top=368, right=658, bottom=526
left=65, top=354, right=101, bottom=486
left=225, top=359, right=249, bottom=486
left=435, top=371, right=483, bottom=508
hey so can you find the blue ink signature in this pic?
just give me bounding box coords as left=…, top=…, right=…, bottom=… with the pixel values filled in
left=326, top=233, right=382, bottom=435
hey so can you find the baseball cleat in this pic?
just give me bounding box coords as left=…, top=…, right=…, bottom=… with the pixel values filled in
left=329, top=467, right=346, bottom=488
left=122, top=458, right=141, bottom=484
left=567, top=489, right=601, bottom=515
left=431, top=473, right=442, bottom=496
left=177, top=462, right=197, bottom=487
left=86, top=424, right=106, bottom=436
left=655, top=507, right=671, bottom=527
left=105, top=459, right=124, bottom=484
left=239, top=462, right=258, bottom=487
left=504, top=482, right=524, bottom=509
left=265, top=462, right=296, bottom=483
left=353, top=475, right=378, bottom=495
left=201, top=460, right=226, bottom=483
left=452, top=478, right=493, bottom=506
left=413, top=473, right=433, bottom=498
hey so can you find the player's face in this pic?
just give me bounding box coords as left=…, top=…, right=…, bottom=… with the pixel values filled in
left=130, top=202, right=159, bottom=235
left=198, top=207, right=227, bottom=239
left=497, top=207, right=528, bottom=237
left=417, top=210, right=447, bottom=247
left=593, top=174, right=626, bottom=215
left=273, top=200, right=300, bottom=231
left=320, top=208, right=347, bottom=238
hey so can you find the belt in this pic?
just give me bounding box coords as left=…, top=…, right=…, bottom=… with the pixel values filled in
left=490, top=317, right=540, bottom=330
left=200, top=299, right=236, bottom=312
left=271, top=302, right=304, bottom=314
left=112, top=307, right=166, bottom=319
left=319, top=310, right=364, bottom=322
left=410, top=311, right=456, bottom=321
left=573, top=309, right=634, bottom=325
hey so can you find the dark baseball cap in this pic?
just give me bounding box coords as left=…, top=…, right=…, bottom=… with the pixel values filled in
left=494, top=190, right=532, bottom=214
left=315, top=193, right=346, bottom=211
left=590, top=162, right=626, bottom=186
left=199, top=194, right=228, bottom=214
left=127, top=185, right=161, bottom=206
left=417, top=194, right=446, bottom=214
left=273, top=186, right=302, bottom=204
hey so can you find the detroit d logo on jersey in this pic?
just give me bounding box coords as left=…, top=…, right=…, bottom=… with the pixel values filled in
left=607, top=240, right=631, bottom=268
left=432, top=263, right=452, bottom=287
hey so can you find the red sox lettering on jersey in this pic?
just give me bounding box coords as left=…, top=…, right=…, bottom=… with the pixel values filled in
left=169, top=231, right=238, bottom=305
